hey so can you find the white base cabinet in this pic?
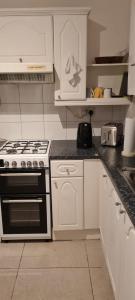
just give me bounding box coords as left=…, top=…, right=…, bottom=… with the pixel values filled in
left=84, top=159, right=100, bottom=229
left=51, top=177, right=83, bottom=230
left=51, top=160, right=83, bottom=231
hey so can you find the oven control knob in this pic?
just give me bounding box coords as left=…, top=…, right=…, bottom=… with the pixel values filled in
left=21, top=161, right=26, bottom=168
left=27, top=161, right=32, bottom=168
left=4, top=161, right=9, bottom=168
left=12, top=161, right=17, bottom=168
left=33, top=161, right=38, bottom=168
left=39, top=161, right=44, bottom=167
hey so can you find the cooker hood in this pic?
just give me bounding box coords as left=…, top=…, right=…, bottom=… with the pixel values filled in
left=0, top=62, right=54, bottom=83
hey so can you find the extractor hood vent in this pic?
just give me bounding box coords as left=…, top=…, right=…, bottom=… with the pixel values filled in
left=0, top=63, right=54, bottom=83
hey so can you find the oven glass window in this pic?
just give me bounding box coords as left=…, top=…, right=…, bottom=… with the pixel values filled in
left=9, top=203, right=40, bottom=227
left=7, top=176, right=38, bottom=187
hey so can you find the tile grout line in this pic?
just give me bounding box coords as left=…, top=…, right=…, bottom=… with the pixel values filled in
left=11, top=243, right=25, bottom=300
left=84, top=241, right=95, bottom=300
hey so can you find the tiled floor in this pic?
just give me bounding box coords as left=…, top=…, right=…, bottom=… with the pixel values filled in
left=0, top=240, right=114, bottom=300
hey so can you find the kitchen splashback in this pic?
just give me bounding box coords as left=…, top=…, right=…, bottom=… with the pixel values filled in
left=0, top=83, right=127, bottom=140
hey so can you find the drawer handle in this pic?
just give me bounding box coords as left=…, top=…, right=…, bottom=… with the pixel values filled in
left=115, top=202, right=121, bottom=206
left=54, top=181, right=58, bottom=189
left=103, top=174, right=107, bottom=178
left=119, top=210, right=126, bottom=214
left=131, top=63, right=135, bottom=66
left=66, top=168, right=70, bottom=175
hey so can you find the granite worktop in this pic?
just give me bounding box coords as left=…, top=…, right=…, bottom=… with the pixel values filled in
left=49, top=137, right=135, bottom=226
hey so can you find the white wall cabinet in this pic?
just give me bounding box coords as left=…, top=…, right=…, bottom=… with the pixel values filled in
left=51, top=160, right=83, bottom=231
left=128, top=0, right=135, bottom=95
left=84, top=159, right=100, bottom=229
left=54, top=15, right=87, bottom=100
left=0, top=16, right=53, bottom=63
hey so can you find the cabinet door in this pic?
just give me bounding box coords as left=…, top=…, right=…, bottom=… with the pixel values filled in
left=0, top=16, right=53, bottom=63
left=54, top=15, right=87, bottom=100
left=128, top=0, right=135, bottom=95
left=107, top=191, right=125, bottom=300
left=84, top=160, right=100, bottom=229
left=51, top=177, right=83, bottom=230
left=99, top=167, right=113, bottom=254
left=119, top=218, right=135, bottom=300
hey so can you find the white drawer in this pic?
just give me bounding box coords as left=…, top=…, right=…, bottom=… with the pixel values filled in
left=51, top=160, right=83, bottom=177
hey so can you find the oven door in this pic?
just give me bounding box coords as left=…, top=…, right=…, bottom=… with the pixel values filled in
left=0, top=169, right=46, bottom=195
left=1, top=195, right=50, bottom=235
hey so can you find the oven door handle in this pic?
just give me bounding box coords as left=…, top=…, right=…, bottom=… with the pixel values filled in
left=0, top=173, right=41, bottom=177
left=2, top=199, right=43, bottom=203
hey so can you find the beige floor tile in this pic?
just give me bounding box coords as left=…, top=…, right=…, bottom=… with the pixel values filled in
left=12, top=268, right=93, bottom=300
left=85, top=240, right=105, bottom=267
left=0, top=243, right=24, bottom=268
left=0, top=269, right=17, bottom=300
left=90, top=267, right=115, bottom=300
left=20, top=241, right=88, bottom=268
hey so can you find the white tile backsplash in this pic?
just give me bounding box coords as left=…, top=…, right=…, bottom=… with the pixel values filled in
left=0, top=123, right=21, bottom=139
left=20, top=104, right=44, bottom=122
left=19, top=84, right=43, bottom=103
left=44, top=121, right=66, bottom=140
left=0, top=84, right=126, bottom=140
left=0, top=84, right=19, bottom=103
left=0, top=104, right=21, bottom=123
left=44, top=104, right=66, bottom=122
left=21, top=122, right=45, bottom=139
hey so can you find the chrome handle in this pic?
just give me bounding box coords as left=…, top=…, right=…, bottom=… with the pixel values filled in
left=54, top=182, right=58, bottom=189
left=115, top=202, right=121, bottom=206
left=119, top=210, right=126, bottom=214
left=66, top=168, right=70, bottom=175
left=0, top=173, right=41, bottom=177
left=103, top=174, right=107, bottom=178
left=2, top=199, right=42, bottom=204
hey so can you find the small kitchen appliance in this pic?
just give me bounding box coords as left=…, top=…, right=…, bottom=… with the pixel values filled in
left=0, top=140, right=51, bottom=241
left=101, top=122, right=123, bottom=146
left=77, top=122, right=92, bottom=148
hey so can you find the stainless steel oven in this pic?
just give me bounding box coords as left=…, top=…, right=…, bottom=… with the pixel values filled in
left=0, top=168, right=51, bottom=240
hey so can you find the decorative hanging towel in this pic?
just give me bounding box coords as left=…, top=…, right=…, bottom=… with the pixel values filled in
left=65, top=55, right=82, bottom=87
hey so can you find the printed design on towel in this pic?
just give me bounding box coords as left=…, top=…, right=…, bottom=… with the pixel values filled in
left=65, top=55, right=82, bottom=87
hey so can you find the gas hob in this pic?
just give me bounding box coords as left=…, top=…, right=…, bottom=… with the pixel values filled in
left=0, top=140, right=51, bottom=168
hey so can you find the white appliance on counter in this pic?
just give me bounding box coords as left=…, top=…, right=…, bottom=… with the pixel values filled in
left=0, top=140, right=51, bottom=241
left=122, top=101, right=135, bottom=157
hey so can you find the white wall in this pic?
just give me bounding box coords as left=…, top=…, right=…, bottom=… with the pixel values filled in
left=0, top=0, right=130, bottom=140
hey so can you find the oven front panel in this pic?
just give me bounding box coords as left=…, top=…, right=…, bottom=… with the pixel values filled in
left=1, top=195, right=49, bottom=234
left=0, top=169, right=46, bottom=195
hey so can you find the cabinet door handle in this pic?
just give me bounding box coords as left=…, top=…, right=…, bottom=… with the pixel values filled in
left=103, top=174, right=107, bottom=178
left=66, top=168, right=70, bottom=175
left=54, top=182, right=58, bottom=189
left=58, top=95, right=61, bottom=100
left=119, top=209, right=126, bottom=214
left=115, top=202, right=121, bottom=206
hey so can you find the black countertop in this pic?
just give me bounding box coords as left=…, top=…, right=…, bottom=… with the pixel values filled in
left=49, top=138, right=135, bottom=226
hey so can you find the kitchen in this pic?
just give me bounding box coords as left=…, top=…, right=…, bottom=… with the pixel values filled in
left=0, top=0, right=134, bottom=299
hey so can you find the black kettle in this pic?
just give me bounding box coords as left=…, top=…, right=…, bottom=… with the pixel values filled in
left=77, top=122, right=92, bottom=149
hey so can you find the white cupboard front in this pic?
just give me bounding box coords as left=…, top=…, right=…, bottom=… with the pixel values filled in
left=84, top=159, right=100, bottom=229
left=0, top=16, right=53, bottom=63
left=119, top=216, right=135, bottom=300
left=54, top=15, right=87, bottom=100
left=128, top=0, right=135, bottom=95
left=51, top=177, right=83, bottom=230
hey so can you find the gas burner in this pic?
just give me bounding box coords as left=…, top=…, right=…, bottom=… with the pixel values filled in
left=14, top=143, right=21, bottom=148
left=32, top=148, right=38, bottom=154
left=6, top=149, right=17, bottom=154
left=34, top=142, right=41, bottom=147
